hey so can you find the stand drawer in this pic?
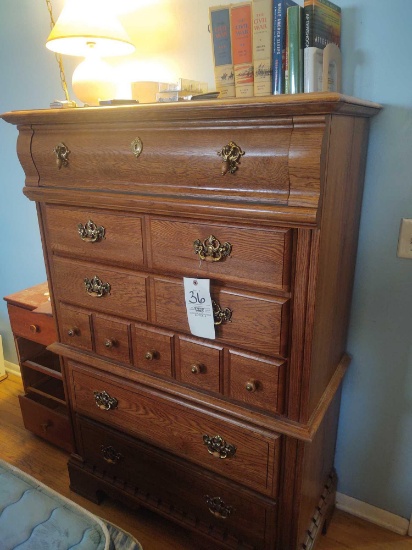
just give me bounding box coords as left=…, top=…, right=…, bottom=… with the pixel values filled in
left=8, top=305, right=56, bottom=346
left=19, top=394, right=73, bottom=452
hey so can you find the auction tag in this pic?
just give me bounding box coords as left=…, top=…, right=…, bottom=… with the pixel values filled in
left=183, top=278, right=215, bottom=340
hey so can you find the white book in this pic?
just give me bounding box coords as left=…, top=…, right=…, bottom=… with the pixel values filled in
left=304, top=47, right=323, bottom=93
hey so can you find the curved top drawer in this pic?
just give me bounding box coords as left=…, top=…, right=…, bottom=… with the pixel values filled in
left=29, top=120, right=303, bottom=205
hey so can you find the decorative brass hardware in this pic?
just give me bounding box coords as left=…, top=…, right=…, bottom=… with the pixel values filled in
left=193, top=235, right=232, bottom=263
left=101, top=445, right=123, bottom=465
left=212, top=300, right=232, bottom=325
left=67, top=327, right=79, bottom=337
left=130, top=137, right=143, bottom=158
left=145, top=350, right=157, bottom=361
left=191, top=363, right=203, bottom=375
left=217, top=141, right=245, bottom=175
left=53, top=142, right=70, bottom=169
left=41, top=421, right=51, bottom=433
left=84, top=276, right=111, bottom=298
left=29, top=324, right=39, bottom=333
left=203, top=434, right=237, bottom=459
left=104, top=338, right=116, bottom=349
left=78, top=220, right=105, bottom=243
left=204, top=496, right=234, bottom=519
left=94, top=390, right=118, bottom=411
left=246, top=380, right=257, bottom=392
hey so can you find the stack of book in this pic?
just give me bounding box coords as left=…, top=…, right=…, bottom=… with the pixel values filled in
left=209, top=0, right=341, bottom=97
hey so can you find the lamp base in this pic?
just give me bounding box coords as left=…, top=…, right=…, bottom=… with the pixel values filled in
left=72, top=57, right=117, bottom=106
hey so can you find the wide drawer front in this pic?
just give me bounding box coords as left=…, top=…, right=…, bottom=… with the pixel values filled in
left=153, top=277, right=289, bottom=357
left=7, top=304, right=56, bottom=346
left=76, top=416, right=277, bottom=549
left=43, top=205, right=145, bottom=269
left=68, top=362, right=280, bottom=497
left=19, top=394, right=73, bottom=452
left=52, top=256, right=149, bottom=321
left=31, top=124, right=293, bottom=204
left=149, top=218, right=292, bottom=292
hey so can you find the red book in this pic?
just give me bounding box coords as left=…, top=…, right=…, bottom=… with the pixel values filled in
left=230, top=3, right=254, bottom=97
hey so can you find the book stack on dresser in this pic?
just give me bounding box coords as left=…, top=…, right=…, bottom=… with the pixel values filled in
left=2, top=94, right=380, bottom=549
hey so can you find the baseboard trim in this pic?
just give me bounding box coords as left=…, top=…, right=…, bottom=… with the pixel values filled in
left=5, top=361, right=21, bottom=377
left=336, top=492, right=410, bottom=536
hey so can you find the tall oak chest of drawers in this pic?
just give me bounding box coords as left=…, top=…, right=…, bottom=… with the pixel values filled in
left=2, top=94, right=380, bottom=549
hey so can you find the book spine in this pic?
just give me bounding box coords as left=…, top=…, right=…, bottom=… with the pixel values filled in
left=303, top=2, right=314, bottom=48
left=209, top=6, right=236, bottom=98
left=304, top=46, right=323, bottom=92
left=287, top=5, right=303, bottom=94
left=272, top=0, right=297, bottom=95
left=231, top=2, right=254, bottom=98
left=252, top=0, right=273, bottom=96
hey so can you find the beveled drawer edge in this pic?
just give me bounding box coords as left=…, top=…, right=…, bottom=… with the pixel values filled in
left=23, top=187, right=319, bottom=228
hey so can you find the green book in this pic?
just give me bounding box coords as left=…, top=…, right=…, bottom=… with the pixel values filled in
left=287, top=5, right=303, bottom=94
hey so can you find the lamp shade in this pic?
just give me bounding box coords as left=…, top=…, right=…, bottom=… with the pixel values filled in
left=46, top=0, right=135, bottom=57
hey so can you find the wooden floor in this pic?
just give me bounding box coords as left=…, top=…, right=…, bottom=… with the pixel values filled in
left=1, top=373, right=411, bottom=550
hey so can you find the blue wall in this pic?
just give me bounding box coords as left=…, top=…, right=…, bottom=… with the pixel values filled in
left=0, top=0, right=411, bottom=522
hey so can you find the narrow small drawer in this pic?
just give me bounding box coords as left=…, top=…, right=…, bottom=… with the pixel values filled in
left=133, top=325, right=173, bottom=377
left=177, top=336, right=222, bottom=393
left=227, top=350, right=286, bottom=415
left=52, top=256, right=148, bottom=322
left=94, top=314, right=132, bottom=364
left=59, top=304, right=93, bottom=351
left=43, top=205, right=144, bottom=269
left=76, top=416, right=277, bottom=550
left=150, top=218, right=292, bottom=292
left=152, top=276, right=289, bottom=358
left=18, top=394, right=73, bottom=452
left=68, top=362, right=280, bottom=497
left=7, top=304, right=56, bottom=346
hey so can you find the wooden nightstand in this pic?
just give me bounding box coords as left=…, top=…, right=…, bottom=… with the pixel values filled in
left=4, top=283, right=73, bottom=452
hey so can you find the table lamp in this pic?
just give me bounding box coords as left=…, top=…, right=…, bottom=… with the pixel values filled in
left=46, top=0, right=135, bottom=106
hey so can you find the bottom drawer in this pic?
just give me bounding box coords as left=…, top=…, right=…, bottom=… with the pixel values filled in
left=75, top=416, right=277, bottom=549
left=19, top=394, right=73, bottom=453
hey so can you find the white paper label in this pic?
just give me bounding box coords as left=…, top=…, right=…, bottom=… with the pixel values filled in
left=183, top=278, right=215, bottom=340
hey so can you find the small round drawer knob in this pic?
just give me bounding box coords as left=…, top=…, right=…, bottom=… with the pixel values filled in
left=29, top=324, right=39, bottom=334
left=191, top=363, right=203, bottom=375
left=104, top=338, right=116, bottom=348
left=245, top=380, right=257, bottom=392
left=145, top=350, right=157, bottom=361
left=67, top=327, right=78, bottom=337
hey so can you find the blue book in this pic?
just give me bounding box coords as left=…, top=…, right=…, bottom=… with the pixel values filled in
left=272, top=0, right=298, bottom=94
left=209, top=6, right=236, bottom=98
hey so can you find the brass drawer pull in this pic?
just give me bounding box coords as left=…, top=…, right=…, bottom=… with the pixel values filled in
left=78, top=220, right=105, bottom=243
left=84, top=276, right=111, bottom=298
left=204, top=495, right=234, bottom=519
left=29, top=324, right=39, bottom=333
left=203, top=434, right=237, bottom=459
left=245, top=380, right=257, bottom=392
left=53, top=142, right=70, bottom=169
left=217, top=141, right=245, bottom=175
left=191, top=363, right=203, bottom=375
left=145, top=350, right=158, bottom=361
left=131, top=137, right=143, bottom=158
left=212, top=300, right=232, bottom=325
left=94, top=390, right=118, bottom=411
left=101, top=445, right=123, bottom=464
left=41, top=421, right=51, bottom=433
left=193, top=235, right=232, bottom=263
left=67, top=327, right=79, bottom=337
left=104, top=338, right=117, bottom=348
